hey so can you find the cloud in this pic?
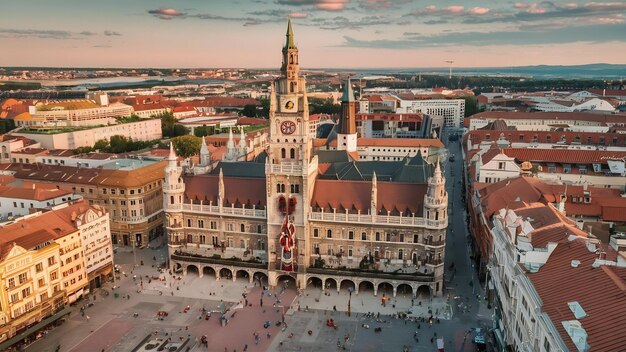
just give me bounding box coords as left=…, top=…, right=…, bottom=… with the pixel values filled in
left=289, top=12, right=309, bottom=18
left=93, top=44, right=112, bottom=48
left=342, top=23, right=626, bottom=48
left=148, top=7, right=186, bottom=20
left=465, top=2, right=626, bottom=24
left=406, top=5, right=490, bottom=18
left=0, top=28, right=74, bottom=39
left=276, top=0, right=350, bottom=11
left=307, top=14, right=392, bottom=29
left=79, top=31, right=97, bottom=36
left=104, top=30, right=121, bottom=36
left=359, top=0, right=412, bottom=10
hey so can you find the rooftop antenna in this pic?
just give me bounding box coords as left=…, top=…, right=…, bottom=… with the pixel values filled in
left=445, top=60, right=454, bottom=80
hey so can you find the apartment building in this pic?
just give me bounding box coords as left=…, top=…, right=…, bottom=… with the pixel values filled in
left=0, top=159, right=166, bottom=247
left=0, top=201, right=110, bottom=343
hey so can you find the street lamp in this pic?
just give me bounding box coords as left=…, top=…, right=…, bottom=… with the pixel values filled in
left=347, top=287, right=353, bottom=317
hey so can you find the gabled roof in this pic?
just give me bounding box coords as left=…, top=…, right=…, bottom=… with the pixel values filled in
left=0, top=185, right=72, bottom=201
left=183, top=175, right=266, bottom=208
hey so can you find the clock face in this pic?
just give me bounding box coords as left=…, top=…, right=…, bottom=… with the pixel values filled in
left=280, top=121, right=296, bottom=135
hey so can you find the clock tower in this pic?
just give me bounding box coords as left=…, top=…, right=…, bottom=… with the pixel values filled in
left=266, top=20, right=316, bottom=288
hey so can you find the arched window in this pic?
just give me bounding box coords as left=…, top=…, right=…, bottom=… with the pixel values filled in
left=290, top=148, right=295, bottom=159
left=289, top=54, right=294, bottom=64
left=240, top=224, right=245, bottom=232
left=280, top=184, right=285, bottom=193
left=281, top=148, right=286, bottom=158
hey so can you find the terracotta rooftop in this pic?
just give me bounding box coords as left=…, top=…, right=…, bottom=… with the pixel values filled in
left=502, top=148, right=626, bottom=164
left=466, top=130, right=626, bottom=147
left=311, top=179, right=426, bottom=215
left=528, top=238, right=626, bottom=352
left=0, top=200, right=98, bottom=260
left=183, top=175, right=267, bottom=208
left=0, top=161, right=166, bottom=188
left=469, top=111, right=626, bottom=125
left=0, top=185, right=72, bottom=201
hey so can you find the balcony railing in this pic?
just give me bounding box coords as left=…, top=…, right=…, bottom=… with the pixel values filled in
left=171, top=253, right=267, bottom=269
left=265, top=162, right=303, bottom=175
left=309, top=211, right=447, bottom=229
left=181, top=204, right=266, bottom=219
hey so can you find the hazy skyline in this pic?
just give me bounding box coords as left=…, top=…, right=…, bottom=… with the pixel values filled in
left=1, top=0, right=625, bottom=69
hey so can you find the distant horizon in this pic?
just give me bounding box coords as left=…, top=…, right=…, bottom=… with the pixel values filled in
left=2, top=63, right=626, bottom=71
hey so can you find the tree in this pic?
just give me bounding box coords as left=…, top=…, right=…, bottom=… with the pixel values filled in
left=159, top=111, right=189, bottom=137
left=257, top=98, right=270, bottom=118
left=108, top=135, right=132, bottom=153
left=463, top=96, right=479, bottom=117
left=194, top=124, right=215, bottom=137
left=74, top=146, right=93, bottom=154
left=309, top=98, right=341, bottom=115
left=94, top=139, right=109, bottom=151
left=171, top=135, right=202, bottom=158
left=241, top=104, right=258, bottom=117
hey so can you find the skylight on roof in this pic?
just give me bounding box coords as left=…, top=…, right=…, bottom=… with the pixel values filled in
left=568, top=301, right=587, bottom=319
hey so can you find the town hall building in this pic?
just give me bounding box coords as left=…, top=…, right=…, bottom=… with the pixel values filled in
left=164, top=21, right=448, bottom=298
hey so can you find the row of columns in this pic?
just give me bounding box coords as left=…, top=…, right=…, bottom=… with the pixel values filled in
left=312, top=276, right=431, bottom=298
left=176, top=262, right=433, bottom=298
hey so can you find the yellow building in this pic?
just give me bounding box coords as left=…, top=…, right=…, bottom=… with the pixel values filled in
left=0, top=201, right=101, bottom=344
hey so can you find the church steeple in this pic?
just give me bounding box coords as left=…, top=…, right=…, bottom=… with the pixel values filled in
left=281, top=20, right=300, bottom=83
left=285, top=19, right=296, bottom=49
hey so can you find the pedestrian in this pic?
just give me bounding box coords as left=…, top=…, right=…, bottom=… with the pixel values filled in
left=260, top=298, right=263, bottom=307
left=267, top=332, right=271, bottom=339
left=243, top=344, right=248, bottom=351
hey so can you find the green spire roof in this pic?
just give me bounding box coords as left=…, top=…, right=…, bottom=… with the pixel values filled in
left=341, top=77, right=355, bottom=102
left=285, top=19, right=296, bottom=49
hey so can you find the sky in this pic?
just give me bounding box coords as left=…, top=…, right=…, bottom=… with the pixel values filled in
left=1, top=0, right=625, bottom=69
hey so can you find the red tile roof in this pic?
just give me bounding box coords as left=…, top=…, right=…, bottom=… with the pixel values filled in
left=311, top=179, right=426, bottom=215
left=528, top=238, right=626, bottom=352
left=468, top=111, right=626, bottom=125
left=466, top=130, right=626, bottom=147
left=0, top=185, right=72, bottom=201
left=502, top=148, right=626, bottom=164
left=236, top=117, right=269, bottom=126
left=183, top=175, right=266, bottom=208
left=0, top=200, right=94, bottom=260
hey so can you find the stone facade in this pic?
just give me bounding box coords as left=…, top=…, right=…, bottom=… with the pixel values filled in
left=164, top=21, right=447, bottom=298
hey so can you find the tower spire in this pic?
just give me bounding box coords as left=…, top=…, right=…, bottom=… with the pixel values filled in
left=285, top=19, right=296, bottom=49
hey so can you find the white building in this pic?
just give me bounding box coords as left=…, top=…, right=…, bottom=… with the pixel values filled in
left=489, top=202, right=626, bottom=351
left=473, top=148, right=521, bottom=183
left=66, top=202, right=113, bottom=288
left=0, top=185, right=79, bottom=221
left=11, top=119, right=162, bottom=149
left=396, top=98, right=465, bottom=128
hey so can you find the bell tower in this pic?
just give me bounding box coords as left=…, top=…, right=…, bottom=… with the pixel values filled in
left=266, top=20, right=317, bottom=288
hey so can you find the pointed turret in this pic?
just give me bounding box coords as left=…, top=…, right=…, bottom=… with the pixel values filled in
left=285, top=19, right=296, bottom=49
left=281, top=20, right=300, bottom=82
left=199, top=137, right=210, bottom=166
left=168, top=142, right=177, bottom=162
left=223, top=127, right=238, bottom=162
left=227, top=127, right=235, bottom=149
left=424, top=157, right=448, bottom=226
left=238, top=127, right=247, bottom=149
left=371, top=171, right=378, bottom=215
